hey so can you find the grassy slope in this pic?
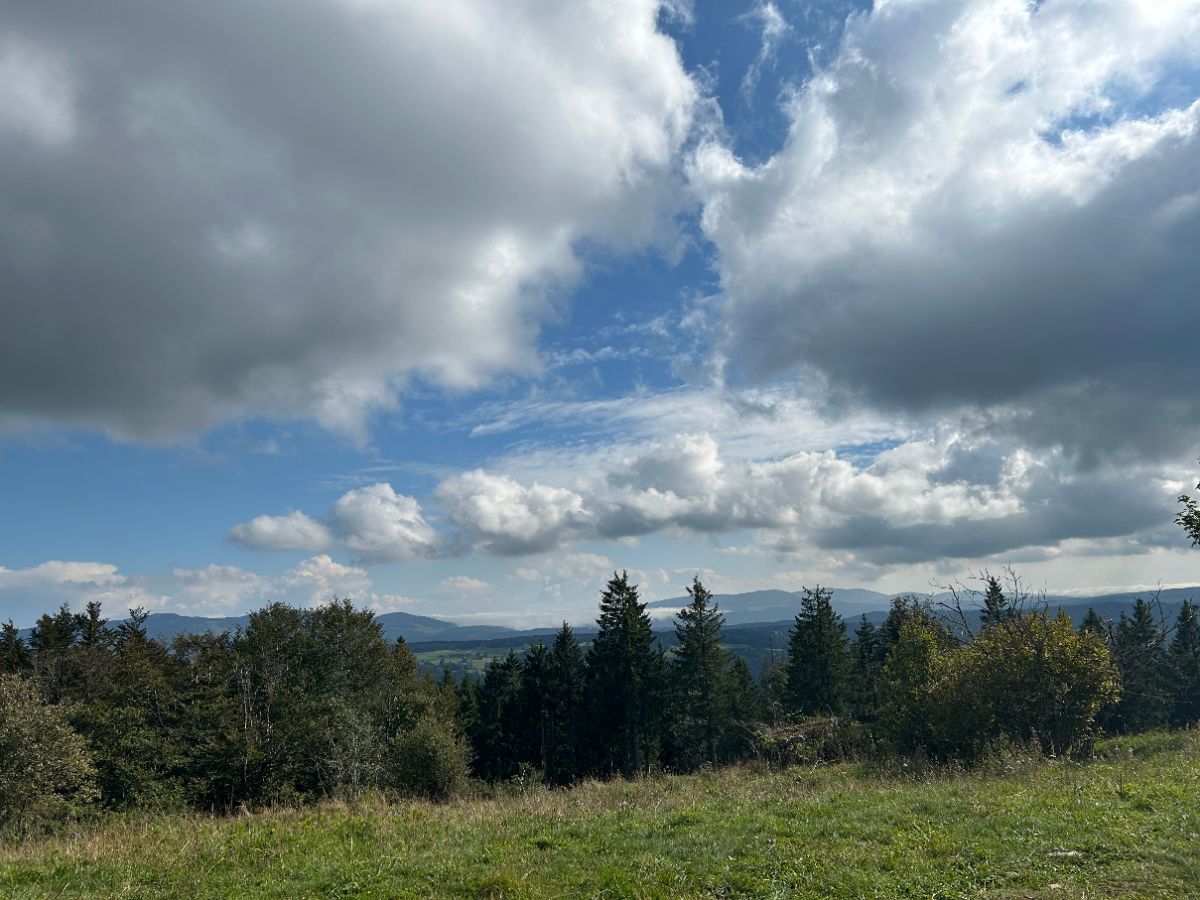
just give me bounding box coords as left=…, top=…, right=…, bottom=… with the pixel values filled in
left=2, top=733, right=1197, bottom=899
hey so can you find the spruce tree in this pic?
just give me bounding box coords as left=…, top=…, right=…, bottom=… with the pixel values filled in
left=1169, top=600, right=1200, bottom=726
left=586, top=571, right=663, bottom=776
left=785, top=586, right=853, bottom=716
left=471, top=651, right=523, bottom=781
left=0, top=621, right=29, bottom=674
left=518, top=642, right=552, bottom=774
left=979, top=574, right=1010, bottom=628
left=546, top=622, right=585, bottom=785
left=1079, top=607, right=1107, bottom=638
left=672, top=577, right=728, bottom=768
left=1112, top=598, right=1169, bottom=732
left=852, top=615, right=883, bottom=716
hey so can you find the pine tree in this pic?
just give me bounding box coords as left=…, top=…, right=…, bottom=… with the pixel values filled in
left=979, top=574, right=1011, bottom=628
left=586, top=571, right=663, bottom=776
left=1169, top=600, right=1200, bottom=726
left=672, top=577, right=729, bottom=769
left=785, top=586, right=853, bottom=716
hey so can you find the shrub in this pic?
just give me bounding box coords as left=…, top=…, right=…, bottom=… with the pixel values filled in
left=0, top=674, right=97, bottom=828
left=389, top=714, right=470, bottom=799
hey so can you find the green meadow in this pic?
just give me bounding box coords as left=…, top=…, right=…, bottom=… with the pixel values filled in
left=2, top=731, right=1197, bottom=899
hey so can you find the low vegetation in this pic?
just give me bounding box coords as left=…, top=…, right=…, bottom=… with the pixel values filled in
left=1, top=731, right=1197, bottom=898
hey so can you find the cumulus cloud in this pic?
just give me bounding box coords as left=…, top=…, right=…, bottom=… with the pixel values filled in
left=281, top=554, right=372, bottom=605
left=171, top=564, right=275, bottom=614
left=229, top=483, right=437, bottom=562
left=330, top=483, right=439, bottom=563
left=228, top=510, right=331, bottom=552
left=0, top=1, right=696, bottom=441
left=0, top=560, right=165, bottom=622
left=691, top=0, right=1200, bottom=459
left=436, top=470, right=592, bottom=556
left=419, top=428, right=1187, bottom=567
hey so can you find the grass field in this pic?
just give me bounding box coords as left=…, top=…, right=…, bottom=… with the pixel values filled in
left=2, top=732, right=1197, bottom=899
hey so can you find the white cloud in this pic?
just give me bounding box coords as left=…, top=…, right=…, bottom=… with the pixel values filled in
left=0, top=1, right=697, bottom=441
left=282, top=554, right=372, bottom=605
left=228, top=510, right=332, bottom=552
left=740, top=2, right=791, bottom=101
left=330, top=483, right=438, bottom=563
left=0, top=560, right=165, bottom=619
left=437, top=470, right=591, bottom=556
left=435, top=575, right=491, bottom=594
left=690, top=0, right=1200, bottom=460
left=171, top=564, right=275, bottom=614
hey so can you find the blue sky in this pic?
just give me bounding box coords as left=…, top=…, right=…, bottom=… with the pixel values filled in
left=2, top=0, right=1199, bottom=628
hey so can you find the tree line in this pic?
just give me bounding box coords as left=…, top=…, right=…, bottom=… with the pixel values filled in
left=4, top=565, right=1199, bottom=830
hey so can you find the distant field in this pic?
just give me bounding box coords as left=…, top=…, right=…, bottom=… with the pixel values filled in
left=2, top=732, right=1197, bottom=899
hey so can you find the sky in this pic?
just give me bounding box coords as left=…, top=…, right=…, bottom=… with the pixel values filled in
left=2, top=0, right=1199, bottom=629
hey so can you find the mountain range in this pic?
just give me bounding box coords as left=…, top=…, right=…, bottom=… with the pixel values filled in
left=22, top=585, right=1196, bottom=645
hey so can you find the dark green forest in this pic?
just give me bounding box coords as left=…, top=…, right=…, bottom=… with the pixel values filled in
left=2, top=486, right=1200, bottom=832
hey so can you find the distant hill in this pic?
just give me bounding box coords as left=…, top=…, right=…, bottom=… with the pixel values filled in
left=19, top=585, right=1197, bottom=649
left=646, top=587, right=896, bottom=625
left=22, top=609, right=526, bottom=645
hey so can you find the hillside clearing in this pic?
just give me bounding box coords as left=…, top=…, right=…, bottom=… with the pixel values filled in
left=2, top=732, right=1197, bottom=899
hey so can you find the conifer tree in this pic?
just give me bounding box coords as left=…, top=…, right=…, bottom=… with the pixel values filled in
left=1111, top=598, right=1170, bottom=732
left=851, top=615, right=883, bottom=716
left=719, top=656, right=761, bottom=760
left=672, top=577, right=729, bottom=768
left=0, top=620, right=29, bottom=674
left=785, top=586, right=853, bottom=716
left=979, top=574, right=1011, bottom=628
left=1169, top=600, right=1200, bottom=726
left=471, top=650, right=523, bottom=781
left=546, top=622, right=585, bottom=785
left=586, top=571, right=663, bottom=776
left=518, top=642, right=552, bottom=773
left=1079, top=607, right=1107, bottom=639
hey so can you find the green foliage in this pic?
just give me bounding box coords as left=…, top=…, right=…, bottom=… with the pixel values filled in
left=586, top=571, right=665, bottom=776
left=671, top=577, right=730, bottom=769
left=785, top=586, right=853, bottom=716
left=1168, top=600, right=1200, bottom=726
left=0, top=674, right=96, bottom=828
left=389, top=713, right=470, bottom=800
left=1176, top=476, right=1200, bottom=545
left=879, top=613, right=1119, bottom=758
left=979, top=574, right=1013, bottom=628
left=1111, top=598, right=1171, bottom=733
left=955, top=611, right=1120, bottom=756
left=877, top=619, right=945, bottom=753
left=0, top=621, right=29, bottom=674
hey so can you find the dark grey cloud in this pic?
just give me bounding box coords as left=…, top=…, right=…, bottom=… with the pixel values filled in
left=0, top=0, right=695, bottom=440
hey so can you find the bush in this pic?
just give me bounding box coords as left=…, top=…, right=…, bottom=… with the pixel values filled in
left=389, top=714, right=470, bottom=800
left=877, top=613, right=1119, bottom=759
left=0, top=674, right=97, bottom=828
